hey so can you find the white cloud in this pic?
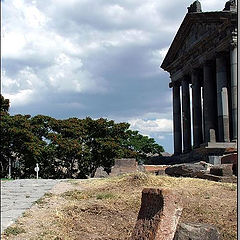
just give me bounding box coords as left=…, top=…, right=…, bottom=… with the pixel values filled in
left=151, top=48, right=169, bottom=65
left=5, top=89, right=35, bottom=107
left=129, top=118, right=173, bottom=134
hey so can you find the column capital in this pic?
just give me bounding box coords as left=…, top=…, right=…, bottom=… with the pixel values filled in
left=169, top=80, right=181, bottom=88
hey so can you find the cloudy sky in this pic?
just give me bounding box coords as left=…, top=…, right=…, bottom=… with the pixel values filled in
left=1, top=0, right=227, bottom=153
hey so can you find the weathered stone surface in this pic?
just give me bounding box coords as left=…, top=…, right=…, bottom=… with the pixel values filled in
left=196, top=172, right=222, bottom=182
left=110, top=158, right=137, bottom=176
left=208, top=155, right=221, bottom=165
left=130, top=188, right=182, bottom=240
left=221, top=153, right=237, bottom=175
left=94, top=167, right=109, bottom=178
left=219, top=176, right=237, bottom=183
left=1, top=179, right=62, bottom=233
left=165, top=164, right=205, bottom=177
left=143, top=165, right=168, bottom=175
left=221, top=153, right=237, bottom=164
left=196, top=172, right=237, bottom=183
left=210, top=164, right=233, bottom=176
left=173, top=222, right=220, bottom=240
left=196, top=161, right=213, bottom=171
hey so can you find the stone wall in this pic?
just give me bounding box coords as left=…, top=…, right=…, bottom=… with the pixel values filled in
left=110, top=158, right=137, bottom=176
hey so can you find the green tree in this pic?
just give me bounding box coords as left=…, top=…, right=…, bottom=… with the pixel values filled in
left=0, top=94, right=165, bottom=178
left=119, top=130, right=164, bottom=164
left=0, top=114, right=46, bottom=178
left=0, top=94, right=10, bottom=113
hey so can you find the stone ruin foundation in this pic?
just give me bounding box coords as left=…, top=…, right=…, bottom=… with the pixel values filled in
left=110, top=158, right=138, bottom=176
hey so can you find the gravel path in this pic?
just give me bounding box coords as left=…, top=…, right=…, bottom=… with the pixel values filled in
left=1, top=179, right=63, bottom=233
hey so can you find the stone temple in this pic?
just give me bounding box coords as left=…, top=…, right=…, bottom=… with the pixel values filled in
left=161, top=1, right=237, bottom=163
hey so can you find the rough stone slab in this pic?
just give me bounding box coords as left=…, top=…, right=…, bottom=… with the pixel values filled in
left=196, top=172, right=237, bottom=183
left=221, top=153, right=237, bottom=175
left=130, top=188, right=182, bottom=240
left=210, top=164, right=233, bottom=176
left=221, top=153, right=237, bottom=164
left=173, top=222, right=220, bottom=240
left=110, top=158, right=138, bottom=176
left=114, top=158, right=137, bottom=167
left=143, top=165, right=168, bottom=175
left=165, top=164, right=205, bottom=178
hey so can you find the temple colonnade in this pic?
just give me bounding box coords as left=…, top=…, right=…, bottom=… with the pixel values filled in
left=172, top=43, right=237, bottom=155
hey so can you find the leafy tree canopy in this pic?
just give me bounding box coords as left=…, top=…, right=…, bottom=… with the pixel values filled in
left=0, top=95, right=165, bottom=179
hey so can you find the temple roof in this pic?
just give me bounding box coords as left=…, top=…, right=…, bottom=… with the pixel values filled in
left=161, top=10, right=237, bottom=72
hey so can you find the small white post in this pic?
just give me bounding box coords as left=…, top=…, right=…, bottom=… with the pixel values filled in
left=8, top=159, right=11, bottom=179
left=34, top=163, right=39, bottom=179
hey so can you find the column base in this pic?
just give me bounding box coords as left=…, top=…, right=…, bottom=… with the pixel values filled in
left=194, top=142, right=237, bottom=155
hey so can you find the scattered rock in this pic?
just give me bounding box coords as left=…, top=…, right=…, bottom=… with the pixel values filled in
left=195, top=161, right=213, bottom=171
left=173, top=222, right=221, bottom=240
left=130, top=188, right=182, bottom=240
left=165, top=164, right=205, bottom=178
left=94, top=167, right=109, bottom=178
left=210, top=164, right=233, bottom=176
left=221, top=153, right=237, bottom=176
left=196, top=172, right=237, bottom=183
left=196, top=172, right=222, bottom=182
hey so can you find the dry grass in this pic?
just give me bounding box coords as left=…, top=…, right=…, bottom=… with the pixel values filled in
left=1, top=172, right=237, bottom=240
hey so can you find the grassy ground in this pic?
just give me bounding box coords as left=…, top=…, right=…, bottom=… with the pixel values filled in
left=1, top=172, right=237, bottom=240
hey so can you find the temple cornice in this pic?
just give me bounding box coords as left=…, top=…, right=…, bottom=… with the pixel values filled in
left=161, top=11, right=237, bottom=72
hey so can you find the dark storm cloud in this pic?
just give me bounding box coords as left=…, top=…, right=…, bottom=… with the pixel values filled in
left=2, top=0, right=227, bottom=153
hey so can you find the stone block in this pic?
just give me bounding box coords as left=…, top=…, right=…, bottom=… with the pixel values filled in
left=221, top=153, right=237, bottom=164
left=114, top=158, right=137, bottom=167
left=94, top=167, right=109, bottom=178
left=173, top=222, right=220, bottom=240
left=143, top=165, right=168, bottom=175
left=208, top=156, right=221, bottom=165
left=165, top=164, right=205, bottom=178
left=110, top=158, right=137, bottom=176
left=221, top=153, right=237, bottom=176
left=210, top=164, right=233, bottom=176
left=196, top=172, right=237, bottom=183
left=130, top=188, right=182, bottom=240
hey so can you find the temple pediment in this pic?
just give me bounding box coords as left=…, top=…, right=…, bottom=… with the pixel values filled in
left=175, top=22, right=220, bottom=59
left=161, top=11, right=237, bottom=71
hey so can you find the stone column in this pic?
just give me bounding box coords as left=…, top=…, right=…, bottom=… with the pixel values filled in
left=172, top=82, right=182, bottom=155
left=191, top=69, right=203, bottom=148
left=203, top=60, right=218, bottom=143
left=230, top=42, right=237, bottom=141
left=216, top=53, right=230, bottom=142
left=181, top=76, right=191, bottom=152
